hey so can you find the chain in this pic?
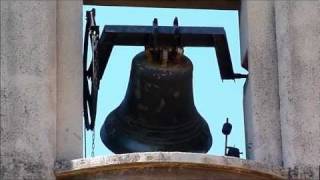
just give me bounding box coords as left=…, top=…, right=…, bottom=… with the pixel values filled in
left=84, top=125, right=87, bottom=158
left=91, top=128, right=95, bottom=157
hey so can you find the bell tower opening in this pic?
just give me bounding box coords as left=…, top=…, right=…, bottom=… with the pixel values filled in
left=82, top=5, right=246, bottom=158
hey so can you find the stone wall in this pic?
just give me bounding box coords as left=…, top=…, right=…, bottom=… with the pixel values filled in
left=0, top=0, right=83, bottom=179
left=275, top=0, right=320, bottom=170
left=0, top=1, right=57, bottom=179
left=242, top=0, right=320, bottom=178
left=56, top=0, right=83, bottom=162
left=241, top=0, right=282, bottom=166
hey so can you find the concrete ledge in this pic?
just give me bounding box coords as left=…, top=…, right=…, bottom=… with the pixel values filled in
left=55, top=152, right=286, bottom=179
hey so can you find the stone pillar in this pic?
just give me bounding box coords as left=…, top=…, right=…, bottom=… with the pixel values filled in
left=56, top=0, right=83, bottom=161
left=275, top=0, right=320, bottom=177
left=240, top=0, right=282, bottom=166
left=0, top=1, right=57, bottom=179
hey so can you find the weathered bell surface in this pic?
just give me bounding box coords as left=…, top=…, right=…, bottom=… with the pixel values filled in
left=100, top=51, right=212, bottom=153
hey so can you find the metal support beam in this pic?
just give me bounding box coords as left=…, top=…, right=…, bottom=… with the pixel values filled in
left=97, top=25, right=238, bottom=80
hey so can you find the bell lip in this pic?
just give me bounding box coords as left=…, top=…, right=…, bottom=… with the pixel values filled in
left=100, top=109, right=212, bottom=154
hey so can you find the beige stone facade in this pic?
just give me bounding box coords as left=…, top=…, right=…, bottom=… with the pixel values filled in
left=1, top=0, right=83, bottom=179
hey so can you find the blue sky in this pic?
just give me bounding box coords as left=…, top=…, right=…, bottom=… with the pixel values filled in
left=83, top=6, right=247, bottom=158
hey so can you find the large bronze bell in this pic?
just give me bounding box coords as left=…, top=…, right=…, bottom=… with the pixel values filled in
left=100, top=50, right=212, bottom=153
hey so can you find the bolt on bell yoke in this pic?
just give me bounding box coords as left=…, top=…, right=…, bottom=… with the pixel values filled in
left=83, top=9, right=247, bottom=154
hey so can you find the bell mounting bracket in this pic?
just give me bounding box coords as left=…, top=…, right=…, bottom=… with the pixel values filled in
left=83, top=8, right=247, bottom=131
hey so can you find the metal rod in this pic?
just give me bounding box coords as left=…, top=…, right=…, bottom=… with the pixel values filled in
left=224, top=118, right=229, bottom=156
left=225, top=134, right=228, bottom=156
